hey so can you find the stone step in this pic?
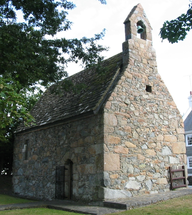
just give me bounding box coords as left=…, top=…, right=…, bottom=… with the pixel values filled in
left=103, top=201, right=127, bottom=210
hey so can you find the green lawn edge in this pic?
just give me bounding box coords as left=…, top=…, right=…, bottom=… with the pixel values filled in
left=0, top=194, right=34, bottom=205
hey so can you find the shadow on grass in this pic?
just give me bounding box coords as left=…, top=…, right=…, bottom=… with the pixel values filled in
left=0, top=194, right=34, bottom=205
left=0, top=208, right=86, bottom=215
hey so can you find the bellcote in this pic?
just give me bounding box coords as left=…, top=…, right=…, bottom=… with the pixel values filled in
left=122, top=4, right=154, bottom=65
left=124, top=4, right=152, bottom=42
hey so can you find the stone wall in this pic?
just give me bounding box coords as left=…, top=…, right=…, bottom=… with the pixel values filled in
left=13, top=113, right=104, bottom=201
left=103, top=36, right=186, bottom=199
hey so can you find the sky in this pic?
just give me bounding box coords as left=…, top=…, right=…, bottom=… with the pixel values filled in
left=59, top=0, right=192, bottom=117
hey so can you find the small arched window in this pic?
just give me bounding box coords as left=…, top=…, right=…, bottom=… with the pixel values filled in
left=137, top=21, right=146, bottom=40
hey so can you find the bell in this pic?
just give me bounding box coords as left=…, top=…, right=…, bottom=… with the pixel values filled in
left=137, top=25, right=144, bottom=34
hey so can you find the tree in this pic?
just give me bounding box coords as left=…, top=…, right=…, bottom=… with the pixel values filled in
left=0, top=0, right=107, bottom=142
left=160, top=4, right=192, bottom=43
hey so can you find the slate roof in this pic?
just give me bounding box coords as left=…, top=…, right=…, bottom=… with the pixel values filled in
left=17, top=53, right=123, bottom=132
left=184, top=110, right=192, bottom=132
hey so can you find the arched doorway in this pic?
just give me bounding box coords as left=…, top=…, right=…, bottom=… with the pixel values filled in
left=55, top=159, right=73, bottom=199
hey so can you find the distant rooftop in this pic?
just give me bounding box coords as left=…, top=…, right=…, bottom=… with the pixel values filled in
left=184, top=110, right=192, bottom=132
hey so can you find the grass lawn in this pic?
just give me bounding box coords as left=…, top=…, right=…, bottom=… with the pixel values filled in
left=0, top=208, right=86, bottom=215
left=0, top=194, right=34, bottom=205
left=0, top=195, right=86, bottom=215
left=111, top=194, right=192, bottom=215
left=1, top=194, right=192, bottom=215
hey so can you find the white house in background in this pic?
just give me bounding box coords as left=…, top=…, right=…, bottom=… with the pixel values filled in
left=184, top=92, right=192, bottom=186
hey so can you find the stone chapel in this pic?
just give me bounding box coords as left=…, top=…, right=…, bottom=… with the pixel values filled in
left=13, top=4, right=186, bottom=201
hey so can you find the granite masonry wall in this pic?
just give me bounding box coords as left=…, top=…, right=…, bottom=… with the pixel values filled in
left=103, top=35, right=186, bottom=199
left=13, top=113, right=104, bottom=201
left=13, top=4, right=187, bottom=202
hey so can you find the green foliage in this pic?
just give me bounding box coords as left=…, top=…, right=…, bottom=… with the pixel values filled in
left=98, top=0, right=107, bottom=4
left=0, top=77, right=37, bottom=142
left=160, top=6, right=192, bottom=43
left=0, top=0, right=107, bottom=142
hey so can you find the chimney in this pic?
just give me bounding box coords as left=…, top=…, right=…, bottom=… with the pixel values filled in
left=188, top=91, right=192, bottom=109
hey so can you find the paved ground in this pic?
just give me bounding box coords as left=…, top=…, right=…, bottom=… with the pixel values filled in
left=1, top=188, right=192, bottom=215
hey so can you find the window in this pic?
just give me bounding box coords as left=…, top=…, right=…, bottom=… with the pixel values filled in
left=23, top=140, right=29, bottom=160
left=188, top=174, right=192, bottom=186
left=186, top=134, right=192, bottom=146
left=146, top=85, right=152, bottom=93
left=187, top=157, right=192, bottom=169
